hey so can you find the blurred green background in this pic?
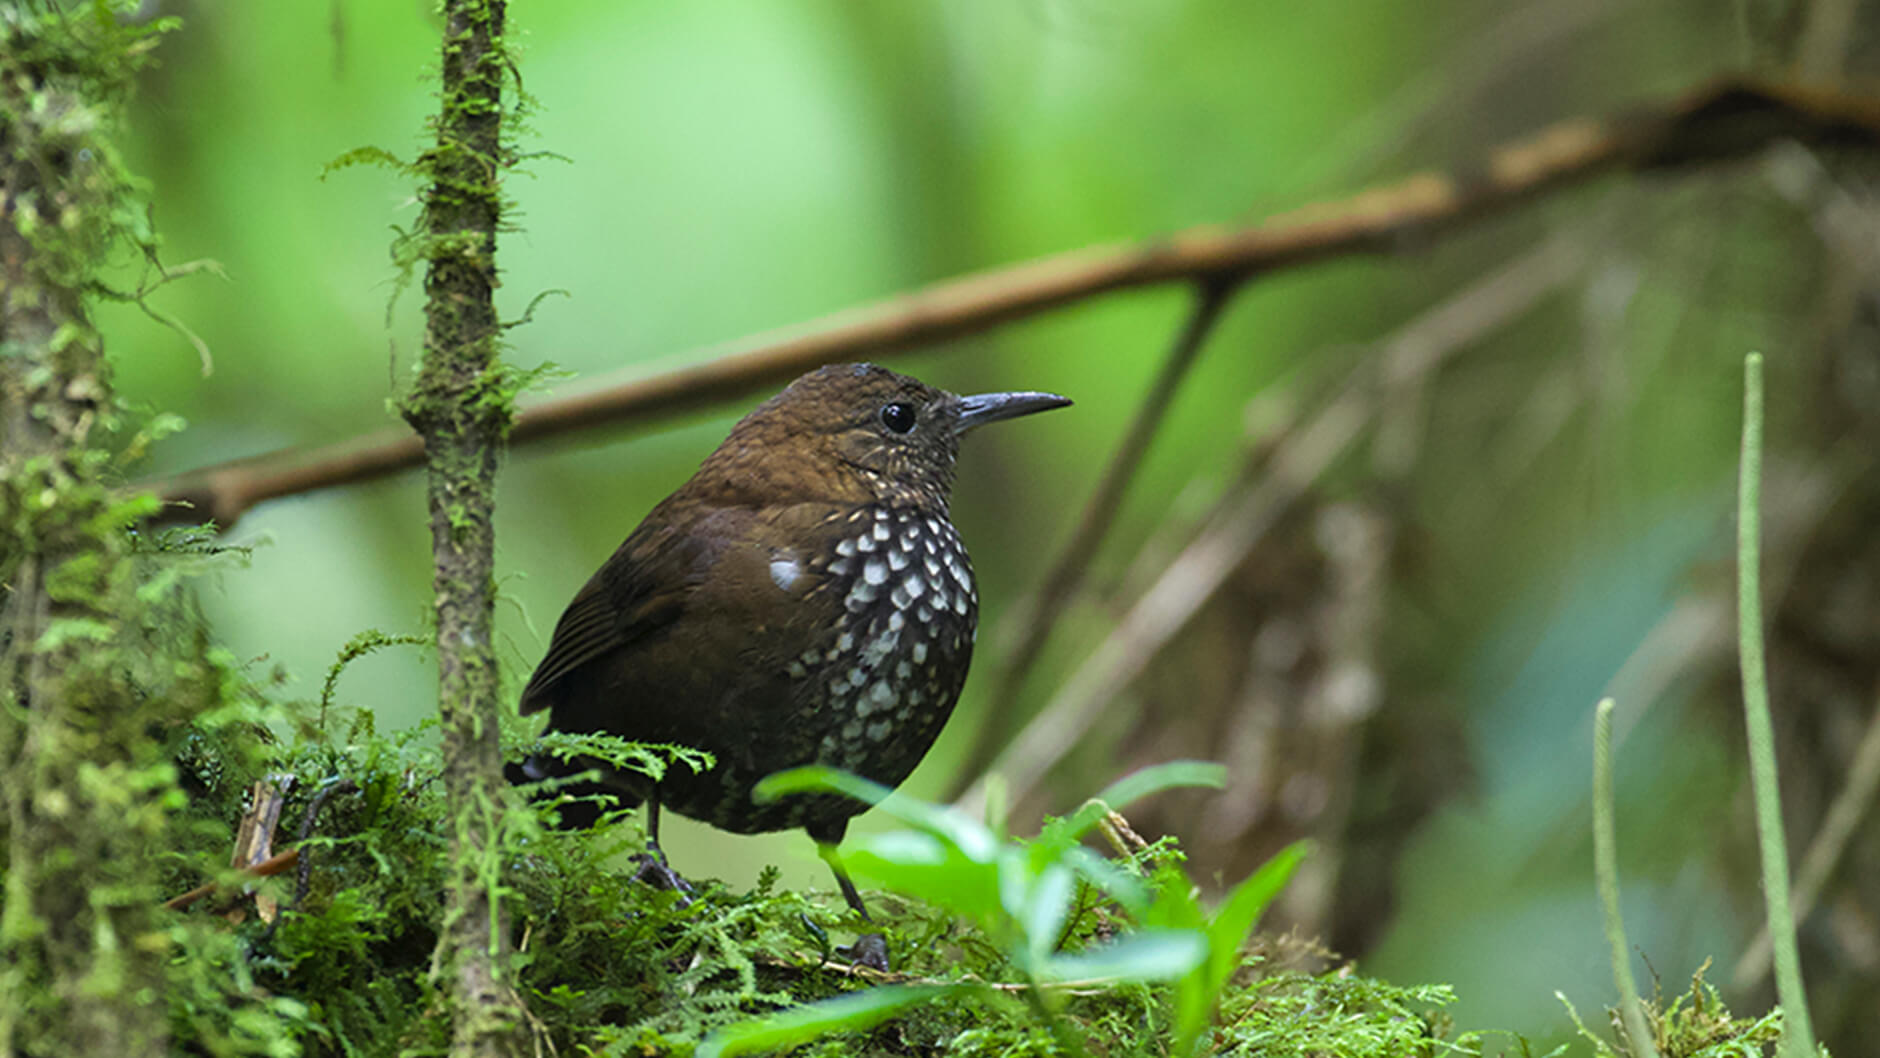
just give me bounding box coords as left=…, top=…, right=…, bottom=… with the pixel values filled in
left=103, top=0, right=1880, bottom=1050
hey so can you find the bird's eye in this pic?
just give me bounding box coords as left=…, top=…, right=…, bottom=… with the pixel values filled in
left=879, top=402, right=917, bottom=434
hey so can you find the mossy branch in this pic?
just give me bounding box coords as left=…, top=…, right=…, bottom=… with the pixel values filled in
left=398, top=0, right=530, bottom=1054
left=0, top=5, right=204, bottom=1052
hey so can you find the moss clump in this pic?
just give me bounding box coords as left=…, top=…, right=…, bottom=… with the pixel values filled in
left=144, top=678, right=1468, bottom=1056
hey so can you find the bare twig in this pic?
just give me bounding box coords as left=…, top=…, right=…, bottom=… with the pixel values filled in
left=292, top=778, right=361, bottom=912
left=145, top=79, right=1880, bottom=531
left=161, top=848, right=302, bottom=912
left=956, top=236, right=1586, bottom=816
left=959, top=282, right=1235, bottom=783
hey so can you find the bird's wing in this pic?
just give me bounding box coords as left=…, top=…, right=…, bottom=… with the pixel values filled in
left=517, top=502, right=849, bottom=714
left=517, top=520, right=702, bottom=715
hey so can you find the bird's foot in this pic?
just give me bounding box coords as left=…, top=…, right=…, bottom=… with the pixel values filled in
left=839, top=932, right=892, bottom=973
left=631, top=848, right=696, bottom=904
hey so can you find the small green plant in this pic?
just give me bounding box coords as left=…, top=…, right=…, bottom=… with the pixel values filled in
left=1571, top=353, right=1824, bottom=1058
left=697, top=762, right=1307, bottom=1058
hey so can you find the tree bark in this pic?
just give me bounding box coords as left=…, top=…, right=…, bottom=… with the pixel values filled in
left=401, top=2, right=528, bottom=1055
left=1, top=7, right=173, bottom=1054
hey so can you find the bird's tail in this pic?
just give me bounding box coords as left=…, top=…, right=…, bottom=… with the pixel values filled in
left=505, top=752, right=644, bottom=831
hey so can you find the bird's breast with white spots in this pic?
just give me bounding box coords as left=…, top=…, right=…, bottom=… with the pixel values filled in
left=791, top=505, right=979, bottom=774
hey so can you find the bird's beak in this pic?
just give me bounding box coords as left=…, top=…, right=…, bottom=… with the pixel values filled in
left=953, top=390, right=1072, bottom=436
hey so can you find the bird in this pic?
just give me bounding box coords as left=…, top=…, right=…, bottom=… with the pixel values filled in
left=509, top=362, right=1070, bottom=969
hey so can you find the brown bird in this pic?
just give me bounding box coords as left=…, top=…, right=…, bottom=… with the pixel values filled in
left=510, top=362, right=1069, bottom=968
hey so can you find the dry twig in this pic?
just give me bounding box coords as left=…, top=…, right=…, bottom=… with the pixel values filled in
left=162, top=848, right=302, bottom=912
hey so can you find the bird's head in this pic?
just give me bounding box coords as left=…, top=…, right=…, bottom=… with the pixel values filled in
left=700, top=363, right=1070, bottom=509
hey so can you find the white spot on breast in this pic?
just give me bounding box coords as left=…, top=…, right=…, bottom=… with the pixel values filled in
left=856, top=533, right=877, bottom=553
left=912, top=640, right=928, bottom=663
left=863, top=627, right=901, bottom=666
left=903, top=576, right=926, bottom=599
left=953, top=593, right=969, bottom=615
left=888, top=548, right=910, bottom=571
left=887, top=612, right=905, bottom=632
left=836, top=631, right=854, bottom=652
left=861, top=680, right=896, bottom=716
left=863, top=559, right=887, bottom=585
left=873, top=522, right=890, bottom=541
left=836, top=538, right=856, bottom=557
left=769, top=557, right=801, bottom=592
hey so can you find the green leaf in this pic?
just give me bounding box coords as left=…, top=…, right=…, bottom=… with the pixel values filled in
left=843, top=833, right=1001, bottom=925
left=527, top=731, right=713, bottom=785
left=1048, top=761, right=1229, bottom=846
left=1064, top=846, right=1152, bottom=918
left=1093, top=761, right=1227, bottom=812
left=1169, top=841, right=1310, bottom=1057
left=1043, top=929, right=1207, bottom=983
left=1007, top=858, right=1074, bottom=968
left=696, top=983, right=963, bottom=1058
left=757, top=765, right=998, bottom=862
left=1206, top=841, right=1307, bottom=987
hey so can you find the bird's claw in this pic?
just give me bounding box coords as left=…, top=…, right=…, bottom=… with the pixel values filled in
left=630, top=851, right=696, bottom=904
left=840, top=932, right=892, bottom=973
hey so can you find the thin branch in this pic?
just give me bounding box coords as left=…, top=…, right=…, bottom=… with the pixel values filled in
left=958, top=281, right=1235, bottom=784
left=954, top=235, right=1585, bottom=816
left=145, top=78, right=1880, bottom=531
left=161, top=848, right=302, bottom=912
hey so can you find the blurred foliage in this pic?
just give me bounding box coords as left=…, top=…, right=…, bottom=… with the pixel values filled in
left=90, top=0, right=1880, bottom=1052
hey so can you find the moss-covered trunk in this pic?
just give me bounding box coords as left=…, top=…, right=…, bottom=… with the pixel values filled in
left=0, top=7, right=178, bottom=1053
left=399, top=1, right=527, bottom=1054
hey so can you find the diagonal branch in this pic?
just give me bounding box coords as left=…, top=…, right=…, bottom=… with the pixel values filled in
left=146, top=77, right=1880, bottom=531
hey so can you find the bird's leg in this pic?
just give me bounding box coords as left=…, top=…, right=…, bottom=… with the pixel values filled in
left=817, top=841, right=891, bottom=972
left=631, top=797, right=695, bottom=899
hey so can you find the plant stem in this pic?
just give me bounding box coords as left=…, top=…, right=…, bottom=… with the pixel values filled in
left=1737, top=351, right=1816, bottom=1058
left=1592, top=698, right=1659, bottom=1058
